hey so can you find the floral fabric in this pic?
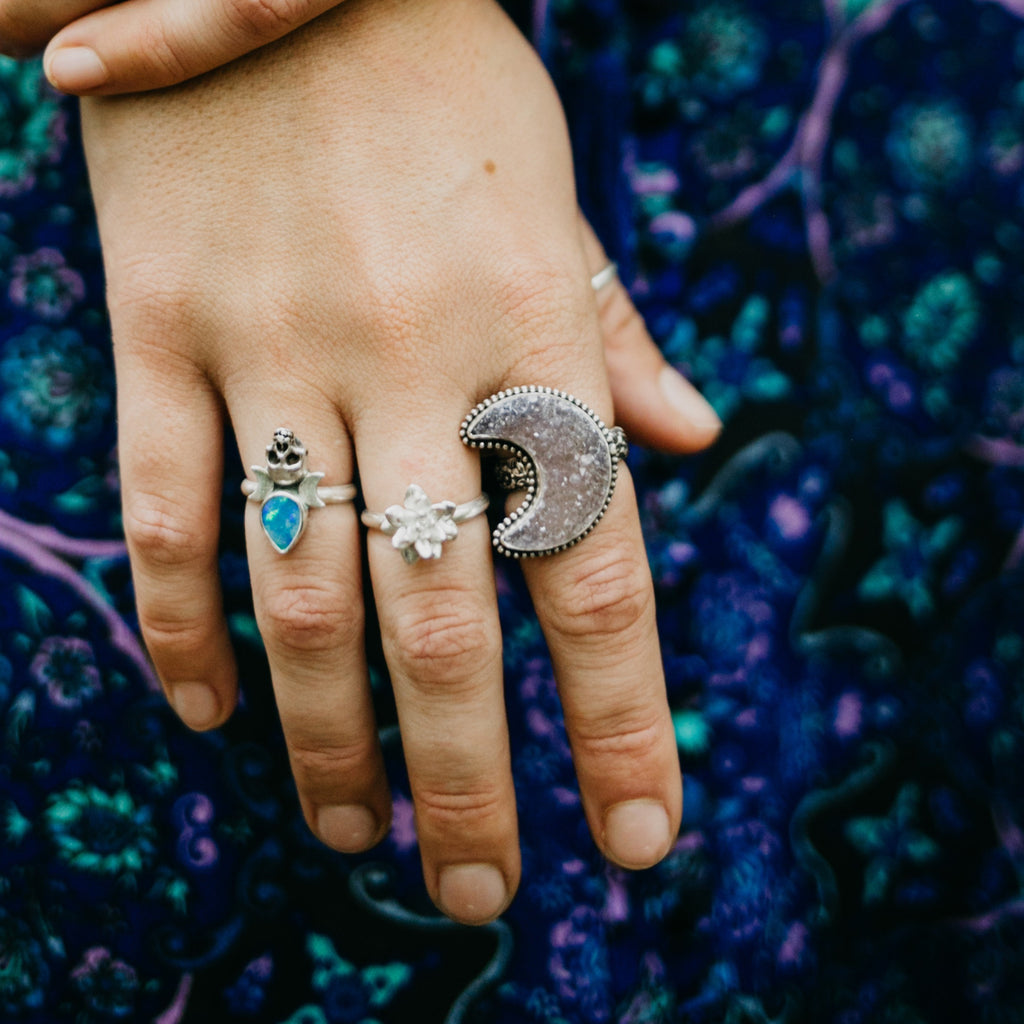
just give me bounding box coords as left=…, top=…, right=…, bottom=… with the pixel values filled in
left=1, top=1, right=1024, bottom=1021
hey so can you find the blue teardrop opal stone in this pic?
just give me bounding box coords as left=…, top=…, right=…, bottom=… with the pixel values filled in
left=261, top=493, right=303, bottom=553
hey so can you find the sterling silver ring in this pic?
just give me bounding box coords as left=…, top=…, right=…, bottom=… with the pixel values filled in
left=361, top=484, right=489, bottom=564
left=242, top=428, right=356, bottom=554
left=590, top=261, right=618, bottom=292
left=461, top=386, right=627, bottom=558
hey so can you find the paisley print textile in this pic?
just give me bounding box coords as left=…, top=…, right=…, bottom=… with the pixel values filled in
left=1, top=2, right=1023, bottom=1020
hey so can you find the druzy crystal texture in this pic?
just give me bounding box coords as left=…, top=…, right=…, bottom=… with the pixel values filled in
left=461, top=387, right=624, bottom=557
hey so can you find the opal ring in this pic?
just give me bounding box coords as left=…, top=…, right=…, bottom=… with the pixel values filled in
left=460, top=386, right=627, bottom=558
left=361, top=485, right=489, bottom=564
left=242, top=428, right=356, bottom=554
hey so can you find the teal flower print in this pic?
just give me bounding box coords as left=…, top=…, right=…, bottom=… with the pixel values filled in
left=636, top=4, right=767, bottom=111
left=8, top=247, right=85, bottom=320
left=43, top=783, right=157, bottom=878
left=31, top=635, right=103, bottom=709
left=665, top=296, right=790, bottom=422
left=71, top=948, right=138, bottom=1019
left=681, top=4, right=768, bottom=101
left=0, top=57, right=66, bottom=196
left=901, top=271, right=980, bottom=375
left=674, top=709, right=713, bottom=758
left=858, top=500, right=961, bottom=620
left=0, top=911, right=48, bottom=1014
left=984, top=108, right=1024, bottom=178
left=282, top=933, right=412, bottom=1024
left=887, top=99, right=974, bottom=192
left=845, top=784, right=940, bottom=905
left=0, top=326, right=111, bottom=449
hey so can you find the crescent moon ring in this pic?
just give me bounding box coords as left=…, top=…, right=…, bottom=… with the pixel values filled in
left=460, top=386, right=628, bottom=558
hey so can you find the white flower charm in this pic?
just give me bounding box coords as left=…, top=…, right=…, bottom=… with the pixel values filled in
left=382, top=485, right=459, bottom=563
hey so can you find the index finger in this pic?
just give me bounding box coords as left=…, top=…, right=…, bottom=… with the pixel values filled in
left=0, top=0, right=105, bottom=56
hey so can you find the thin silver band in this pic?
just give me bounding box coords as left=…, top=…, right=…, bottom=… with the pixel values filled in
left=241, top=479, right=357, bottom=503
left=590, top=261, right=618, bottom=292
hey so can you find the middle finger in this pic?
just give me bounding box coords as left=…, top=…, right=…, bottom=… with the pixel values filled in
left=355, top=386, right=517, bottom=926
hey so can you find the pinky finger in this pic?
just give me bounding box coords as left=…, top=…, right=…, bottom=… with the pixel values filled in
left=118, top=361, right=237, bottom=730
left=580, top=214, right=722, bottom=455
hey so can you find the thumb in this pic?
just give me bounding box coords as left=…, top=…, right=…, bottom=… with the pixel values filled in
left=43, top=0, right=344, bottom=95
left=581, top=215, right=721, bottom=455
left=0, top=1, right=107, bottom=58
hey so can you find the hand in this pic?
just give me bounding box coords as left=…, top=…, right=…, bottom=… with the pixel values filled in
left=0, top=0, right=348, bottom=94
left=82, top=0, right=720, bottom=924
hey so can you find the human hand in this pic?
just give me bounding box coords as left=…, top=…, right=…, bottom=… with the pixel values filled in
left=0, top=0, right=348, bottom=94
left=82, top=0, right=720, bottom=924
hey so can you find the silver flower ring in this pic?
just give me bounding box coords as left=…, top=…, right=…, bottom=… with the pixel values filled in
left=361, top=484, right=489, bottom=564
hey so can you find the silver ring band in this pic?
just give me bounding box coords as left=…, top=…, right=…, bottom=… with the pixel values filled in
left=241, top=479, right=356, bottom=504
left=360, top=496, right=489, bottom=530
left=590, top=261, right=618, bottom=292
left=361, top=484, right=489, bottom=564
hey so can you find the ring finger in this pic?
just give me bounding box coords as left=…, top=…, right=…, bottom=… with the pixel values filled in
left=468, top=271, right=681, bottom=870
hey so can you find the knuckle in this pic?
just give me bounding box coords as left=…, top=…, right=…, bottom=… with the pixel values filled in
left=133, top=19, right=194, bottom=84
left=288, top=738, right=374, bottom=786
left=107, top=256, right=193, bottom=313
left=494, top=260, right=591, bottom=352
left=106, top=260, right=209, bottom=345
left=571, top=712, right=668, bottom=764
left=547, top=546, right=654, bottom=641
left=414, top=782, right=507, bottom=830
left=137, top=609, right=211, bottom=656
left=387, top=597, right=498, bottom=689
left=598, top=283, right=646, bottom=349
left=259, top=583, right=362, bottom=655
left=123, top=494, right=212, bottom=568
left=353, top=275, right=433, bottom=360
left=223, top=0, right=313, bottom=40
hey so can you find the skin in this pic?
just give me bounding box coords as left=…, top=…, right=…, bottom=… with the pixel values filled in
left=10, top=0, right=723, bottom=923
left=0, top=0, right=353, bottom=89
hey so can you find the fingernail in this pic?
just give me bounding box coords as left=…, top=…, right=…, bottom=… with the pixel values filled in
left=169, top=683, right=221, bottom=731
left=317, top=805, right=379, bottom=853
left=659, top=366, right=722, bottom=434
left=45, top=47, right=109, bottom=92
left=438, top=864, right=509, bottom=924
left=603, top=800, right=672, bottom=869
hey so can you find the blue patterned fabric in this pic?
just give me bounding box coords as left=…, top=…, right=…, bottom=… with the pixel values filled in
left=2, top=1, right=1024, bottom=1020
